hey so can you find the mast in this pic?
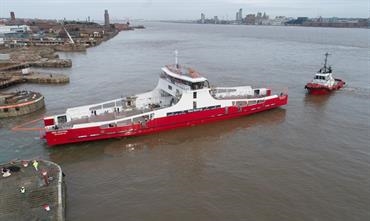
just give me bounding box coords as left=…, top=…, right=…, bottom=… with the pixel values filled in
left=323, top=52, right=330, bottom=72
left=175, top=50, right=179, bottom=69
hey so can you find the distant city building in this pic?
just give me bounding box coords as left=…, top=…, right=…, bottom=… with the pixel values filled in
left=263, top=12, right=268, bottom=19
left=0, top=25, right=29, bottom=34
left=271, top=16, right=289, bottom=26
left=285, top=17, right=309, bottom=25
left=246, top=14, right=256, bottom=25
left=253, top=12, right=269, bottom=25
left=300, top=17, right=369, bottom=28
left=201, top=13, right=205, bottom=24
left=256, top=12, right=262, bottom=25
left=239, top=8, right=243, bottom=21
left=196, top=10, right=368, bottom=28
left=235, top=8, right=243, bottom=23
left=261, top=13, right=270, bottom=25
left=10, top=12, right=15, bottom=21
left=214, top=16, right=219, bottom=24
left=104, top=10, right=110, bottom=28
left=0, top=25, right=30, bottom=40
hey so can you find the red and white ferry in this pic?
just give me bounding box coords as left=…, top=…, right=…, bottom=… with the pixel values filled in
left=43, top=60, right=288, bottom=146
left=305, top=53, right=345, bottom=95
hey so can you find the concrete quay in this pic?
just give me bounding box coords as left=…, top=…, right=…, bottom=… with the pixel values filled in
left=0, top=160, right=65, bottom=221
left=0, top=91, right=45, bottom=118
left=0, top=60, right=72, bottom=72
left=0, top=76, right=24, bottom=89
left=54, top=44, right=86, bottom=52
left=0, top=72, right=69, bottom=89
left=24, top=72, right=70, bottom=84
left=31, top=59, right=72, bottom=68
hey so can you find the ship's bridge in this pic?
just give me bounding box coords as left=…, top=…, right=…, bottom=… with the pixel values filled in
left=314, top=73, right=330, bottom=80
left=161, top=65, right=209, bottom=90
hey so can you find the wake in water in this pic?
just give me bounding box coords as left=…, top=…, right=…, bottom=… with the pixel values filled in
left=341, top=86, right=370, bottom=99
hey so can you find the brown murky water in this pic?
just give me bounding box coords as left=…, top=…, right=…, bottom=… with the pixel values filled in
left=0, top=22, right=369, bottom=221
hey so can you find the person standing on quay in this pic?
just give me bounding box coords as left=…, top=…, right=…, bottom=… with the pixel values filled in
left=32, top=160, right=39, bottom=171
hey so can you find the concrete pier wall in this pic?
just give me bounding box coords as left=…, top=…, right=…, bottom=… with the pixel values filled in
left=0, top=59, right=72, bottom=72
left=24, top=73, right=70, bottom=84
left=0, top=72, right=69, bottom=89
left=31, top=59, right=72, bottom=68
left=0, top=94, right=45, bottom=118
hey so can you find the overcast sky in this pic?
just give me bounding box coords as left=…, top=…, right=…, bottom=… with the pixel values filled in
left=0, top=0, right=368, bottom=21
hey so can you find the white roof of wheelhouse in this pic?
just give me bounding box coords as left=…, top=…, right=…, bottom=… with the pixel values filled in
left=162, top=66, right=207, bottom=83
left=315, top=72, right=331, bottom=76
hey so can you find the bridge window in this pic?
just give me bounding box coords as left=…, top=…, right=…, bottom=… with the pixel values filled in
left=57, top=115, right=67, bottom=124
left=191, top=82, right=205, bottom=90
left=168, top=85, right=172, bottom=90
left=193, top=92, right=197, bottom=99
left=193, top=101, right=197, bottom=109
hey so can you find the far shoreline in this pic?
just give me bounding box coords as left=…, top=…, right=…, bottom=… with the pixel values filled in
left=156, top=20, right=370, bottom=29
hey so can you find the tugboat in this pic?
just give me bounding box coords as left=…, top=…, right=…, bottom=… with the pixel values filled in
left=305, top=53, right=345, bottom=95
left=42, top=54, right=288, bottom=146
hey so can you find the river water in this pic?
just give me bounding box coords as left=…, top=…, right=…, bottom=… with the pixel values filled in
left=0, top=22, right=369, bottom=221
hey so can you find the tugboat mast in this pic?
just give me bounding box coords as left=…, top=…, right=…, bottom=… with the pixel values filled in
left=323, top=52, right=330, bottom=72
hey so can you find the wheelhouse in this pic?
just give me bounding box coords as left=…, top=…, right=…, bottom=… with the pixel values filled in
left=160, top=65, right=210, bottom=91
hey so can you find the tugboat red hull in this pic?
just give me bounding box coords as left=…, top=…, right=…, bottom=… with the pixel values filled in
left=305, top=79, right=345, bottom=95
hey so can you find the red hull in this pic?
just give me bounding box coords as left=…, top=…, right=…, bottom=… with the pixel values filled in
left=44, top=95, right=288, bottom=146
left=305, top=79, right=345, bottom=95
